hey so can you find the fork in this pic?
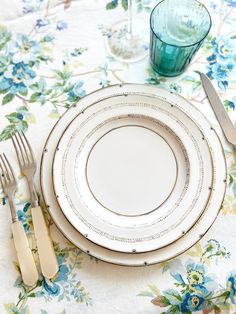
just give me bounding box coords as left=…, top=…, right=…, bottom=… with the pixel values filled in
left=12, top=132, right=58, bottom=279
left=0, top=153, right=38, bottom=286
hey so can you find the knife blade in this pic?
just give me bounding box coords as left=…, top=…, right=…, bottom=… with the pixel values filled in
left=200, top=72, right=236, bottom=148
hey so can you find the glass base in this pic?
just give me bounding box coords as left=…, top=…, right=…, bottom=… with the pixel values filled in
left=105, top=19, right=149, bottom=63
left=150, top=60, right=186, bottom=77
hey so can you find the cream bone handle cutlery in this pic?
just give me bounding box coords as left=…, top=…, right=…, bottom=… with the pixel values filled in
left=12, top=132, right=58, bottom=279
left=0, top=154, right=38, bottom=286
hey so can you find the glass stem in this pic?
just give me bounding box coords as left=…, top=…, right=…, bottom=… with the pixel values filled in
left=127, top=0, right=133, bottom=39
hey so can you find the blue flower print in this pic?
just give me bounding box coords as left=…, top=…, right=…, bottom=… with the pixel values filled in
left=21, top=0, right=45, bottom=15
left=17, top=209, right=26, bottom=222
left=41, top=263, right=69, bottom=297
left=140, top=242, right=232, bottom=312
left=17, top=202, right=31, bottom=231
left=224, top=0, right=236, bottom=8
left=226, top=273, right=236, bottom=303
left=56, top=21, right=68, bottom=31
left=8, top=34, right=40, bottom=64
left=11, top=242, right=92, bottom=308
left=22, top=6, right=34, bottom=14
left=190, top=284, right=208, bottom=296
left=211, top=36, right=236, bottom=61
left=42, top=278, right=60, bottom=296
left=0, top=193, right=6, bottom=205
left=206, top=35, right=236, bottom=90
left=36, top=18, right=49, bottom=28
left=0, top=62, right=36, bottom=94
left=67, top=80, right=86, bottom=102
left=211, top=61, right=234, bottom=80
left=209, top=2, right=217, bottom=10
left=206, top=62, right=233, bottom=90
left=55, top=264, right=69, bottom=282
left=224, top=99, right=235, bottom=111
left=179, top=292, right=205, bottom=313
left=207, top=62, right=233, bottom=90
left=57, top=253, right=67, bottom=265
left=187, top=263, right=205, bottom=287
left=72, top=81, right=86, bottom=96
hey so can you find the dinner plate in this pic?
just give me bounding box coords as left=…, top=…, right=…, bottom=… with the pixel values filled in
left=52, top=94, right=213, bottom=253
left=40, top=84, right=226, bottom=266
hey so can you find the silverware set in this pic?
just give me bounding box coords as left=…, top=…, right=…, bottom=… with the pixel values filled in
left=0, top=132, right=58, bottom=286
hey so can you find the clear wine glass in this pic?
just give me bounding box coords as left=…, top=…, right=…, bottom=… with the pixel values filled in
left=105, top=0, right=149, bottom=63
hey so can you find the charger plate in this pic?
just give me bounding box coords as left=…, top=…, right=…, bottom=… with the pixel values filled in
left=52, top=93, right=213, bottom=253
left=40, top=84, right=226, bottom=265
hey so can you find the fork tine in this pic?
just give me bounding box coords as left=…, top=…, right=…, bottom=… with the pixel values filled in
left=12, top=136, right=22, bottom=168
left=14, top=132, right=27, bottom=165
left=0, top=173, right=3, bottom=188
left=18, top=132, right=31, bottom=164
left=21, top=131, right=35, bottom=163
left=0, top=157, right=6, bottom=186
left=0, top=154, right=10, bottom=181
left=3, top=153, right=16, bottom=182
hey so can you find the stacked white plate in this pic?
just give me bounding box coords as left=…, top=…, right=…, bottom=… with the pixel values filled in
left=40, top=84, right=227, bottom=266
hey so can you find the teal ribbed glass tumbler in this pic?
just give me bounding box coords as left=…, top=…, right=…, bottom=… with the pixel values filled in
left=150, top=0, right=211, bottom=77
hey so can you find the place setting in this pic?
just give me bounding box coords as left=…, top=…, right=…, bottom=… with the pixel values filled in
left=0, top=0, right=233, bottom=289
left=40, top=81, right=227, bottom=267
left=39, top=0, right=228, bottom=268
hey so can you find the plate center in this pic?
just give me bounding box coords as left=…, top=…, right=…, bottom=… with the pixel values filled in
left=86, top=125, right=177, bottom=216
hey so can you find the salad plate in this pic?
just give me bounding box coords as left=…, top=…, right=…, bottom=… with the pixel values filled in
left=52, top=93, right=213, bottom=253
left=40, top=84, right=226, bottom=265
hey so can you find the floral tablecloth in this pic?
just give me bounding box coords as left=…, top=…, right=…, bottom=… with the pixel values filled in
left=0, top=0, right=236, bottom=313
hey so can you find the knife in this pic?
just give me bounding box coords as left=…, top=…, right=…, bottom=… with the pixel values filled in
left=200, top=72, right=236, bottom=149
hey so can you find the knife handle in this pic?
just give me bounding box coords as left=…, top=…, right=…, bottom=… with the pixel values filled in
left=31, top=205, right=58, bottom=279
left=12, top=221, right=39, bottom=286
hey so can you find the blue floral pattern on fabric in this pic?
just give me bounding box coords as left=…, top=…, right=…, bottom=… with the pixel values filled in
left=206, top=35, right=236, bottom=90
left=1, top=0, right=236, bottom=313
left=139, top=241, right=235, bottom=313
left=0, top=62, right=36, bottom=94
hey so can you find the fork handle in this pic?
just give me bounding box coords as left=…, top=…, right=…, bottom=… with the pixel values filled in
left=31, top=205, right=59, bottom=279
left=12, top=221, right=39, bottom=286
